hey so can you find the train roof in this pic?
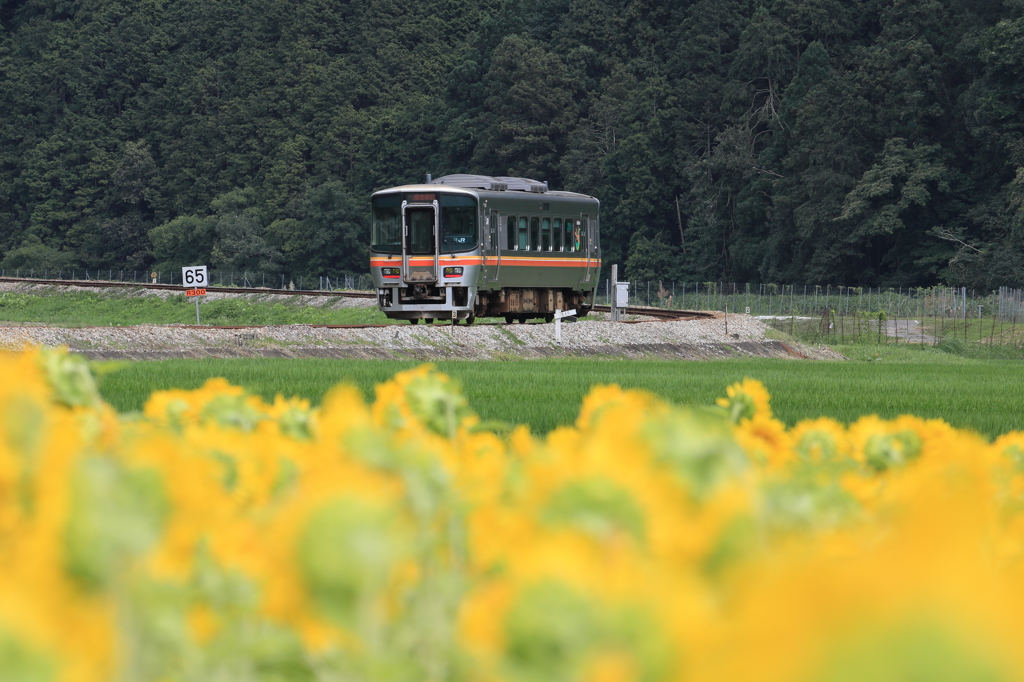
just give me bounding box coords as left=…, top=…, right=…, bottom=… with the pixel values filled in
left=371, top=174, right=598, bottom=202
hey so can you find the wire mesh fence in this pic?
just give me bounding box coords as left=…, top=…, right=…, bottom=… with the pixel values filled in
left=0, top=267, right=376, bottom=292
left=594, top=281, right=1024, bottom=347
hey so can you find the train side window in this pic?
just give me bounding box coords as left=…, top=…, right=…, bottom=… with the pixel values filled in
left=541, top=218, right=551, bottom=251
left=518, top=217, right=529, bottom=250
left=507, top=216, right=516, bottom=250
left=530, top=217, right=540, bottom=251
left=578, top=216, right=587, bottom=251
left=566, top=220, right=576, bottom=252
left=553, top=218, right=562, bottom=251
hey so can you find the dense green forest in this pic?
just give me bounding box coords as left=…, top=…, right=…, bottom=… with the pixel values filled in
left=2, top=0, right=1024, bottom=286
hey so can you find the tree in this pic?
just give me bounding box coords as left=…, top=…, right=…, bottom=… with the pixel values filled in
left=834, top=138, right=949, bottom=284
left=471, top=34, right=579, bottom=182
left=625, top=230, right=676, bottom=281
left=758, top=40, right=865, bottom=283
left=149, top=215, right=215, bottom=273
left=267, top=181, right=367, bottom=276
left=0, top=0, right=1021, bottom=288
left=0, top=234, right=77, bottom=272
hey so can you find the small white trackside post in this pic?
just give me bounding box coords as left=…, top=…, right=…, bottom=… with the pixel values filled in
left=554, top=308, right=577, bottom=344
left=611, top=265, right=619, bottom=321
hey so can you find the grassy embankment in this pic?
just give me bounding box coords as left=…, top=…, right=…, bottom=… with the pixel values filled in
left=96, top=354, right=1024, bottom=438
left=0, top=288, right=393, bottom=326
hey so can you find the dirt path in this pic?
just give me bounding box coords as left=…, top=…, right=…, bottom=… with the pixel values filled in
left=883, top=319, right=937, bottom=344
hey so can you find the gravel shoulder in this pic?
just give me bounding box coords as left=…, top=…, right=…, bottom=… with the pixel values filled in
left=0, top=312, right=842, bottom=361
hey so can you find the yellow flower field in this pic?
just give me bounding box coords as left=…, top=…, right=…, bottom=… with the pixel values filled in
left=3, top=346, right=1024, bottom=681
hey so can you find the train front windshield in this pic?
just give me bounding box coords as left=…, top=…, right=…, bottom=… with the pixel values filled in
left=440, top=195, right=477, bottom=253
left=372, top=193, right=478, bottom=255
left=371, top=195, right=402, bottom=254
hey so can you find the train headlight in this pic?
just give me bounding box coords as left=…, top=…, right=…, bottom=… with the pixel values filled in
left=381, top=267, right=400, bottom=278
left=443, top=266, right=464, bottom=278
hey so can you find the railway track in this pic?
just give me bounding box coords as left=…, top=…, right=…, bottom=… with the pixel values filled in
left=0, top=276, right=376, bottom=298
left=591, top=304, right=716, bottom=321
left=0, top=276, right=717, bottom=326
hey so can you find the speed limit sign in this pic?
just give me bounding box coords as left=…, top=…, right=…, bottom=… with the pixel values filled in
left=182, top=265, right=208, bottom=288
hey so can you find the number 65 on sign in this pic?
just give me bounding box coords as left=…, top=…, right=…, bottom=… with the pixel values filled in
left=182, top=266, right=207, bottom=288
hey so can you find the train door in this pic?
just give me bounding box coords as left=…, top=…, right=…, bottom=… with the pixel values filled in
left=402, top=200, right=439, bottom=282
left=483, top=209, right=500, bottom=282
left=580, top=214, right=592, bottom=283
left=588, top=215, right=599, bottom=282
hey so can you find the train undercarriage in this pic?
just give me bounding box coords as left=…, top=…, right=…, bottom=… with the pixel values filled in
left=379, top=286, right=593, bottom=324
left=474, top=287, right=591, bottom=323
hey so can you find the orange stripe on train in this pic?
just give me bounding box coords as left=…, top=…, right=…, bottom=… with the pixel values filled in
left=371, top=257, right=602, bottom=267
left=370, top=258, right=483, bottom=266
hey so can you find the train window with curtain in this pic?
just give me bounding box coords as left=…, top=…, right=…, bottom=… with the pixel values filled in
left=566, top=220, right=575, bottom=252
left=518, top=217, right=529, bottom=250
left=541, top=218, right=551, bottom=251
left=530, top=217, right=540, bottom=251
left=553, top=218, right=562, bottom=251
left=507, top=216, right=516, bottom=250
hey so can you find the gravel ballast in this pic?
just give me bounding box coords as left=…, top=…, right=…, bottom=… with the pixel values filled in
left=0, top=281, right=842, bottom=360
left=0, top=314, right=841, bottom=361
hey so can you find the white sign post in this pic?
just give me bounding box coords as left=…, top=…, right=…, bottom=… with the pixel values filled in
left=182, top=266, right=208, bottom=325
left=554, top=308, right=577, bottom=345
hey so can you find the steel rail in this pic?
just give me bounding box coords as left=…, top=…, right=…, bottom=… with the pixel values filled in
left=591, top=304, right=716, bottom=321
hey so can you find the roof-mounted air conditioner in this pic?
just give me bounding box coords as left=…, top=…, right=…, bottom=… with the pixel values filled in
left=430, top=174, right=547, bottom=193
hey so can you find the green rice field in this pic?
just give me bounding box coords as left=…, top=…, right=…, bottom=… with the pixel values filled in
left=8, top=285, right=1024, bottom=437
left=95, top=353, right=1024, bottom=438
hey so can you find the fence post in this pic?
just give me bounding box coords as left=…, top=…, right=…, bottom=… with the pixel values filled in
left=919, top=288, right=924, bottom=346
left=790, top=285, right=795, bottom=336
left=1012, top=291, right=1018, bottom=348
left=990, top=297, right=997, bottom=347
